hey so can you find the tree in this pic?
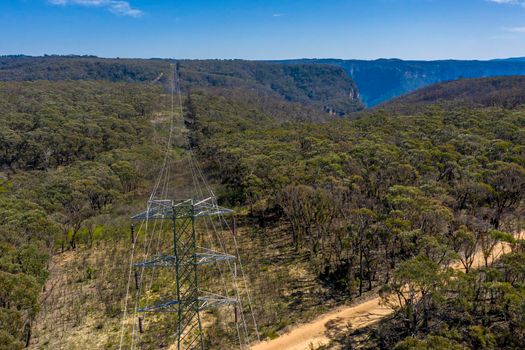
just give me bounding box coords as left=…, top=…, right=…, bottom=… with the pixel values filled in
left=484, top=162, right=525, bottom=230
left=0, top=128, right=22, bottom=171
left=394, top=335, right=464, bottom=350
left=110, top=160, right=139, bottom=193
left=478, top=229, right=515, bottom=268
left=452, top=226, right=477, bottom=273
left=381, top=256, right=450, bottom=334
left=349, top=208, right=378, bottom=295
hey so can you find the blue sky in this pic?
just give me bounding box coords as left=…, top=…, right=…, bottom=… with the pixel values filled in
left=1, top=0, right=525, bottom=60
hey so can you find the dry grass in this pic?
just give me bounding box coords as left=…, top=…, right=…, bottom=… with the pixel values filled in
left=29, top=218, right=337, bottom=349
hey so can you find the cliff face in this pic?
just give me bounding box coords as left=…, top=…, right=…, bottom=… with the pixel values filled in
left=6, top=55, right=525, bottom=110
left=276, top=58, right=525, bottom=106
left=178, top=60, right=363, bottom=114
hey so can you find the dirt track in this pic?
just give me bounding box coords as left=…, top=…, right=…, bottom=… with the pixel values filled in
left=251, top=236, right=518, bottom=350
left=251, top=296, right=390, bottom=350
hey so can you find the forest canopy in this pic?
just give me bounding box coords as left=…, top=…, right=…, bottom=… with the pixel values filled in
left=185, top=86, right=525, bottom=348
left=0, top=63, right=523, bottom=349
left=0, top=56, right=363, bottom=115
left=0, top=80, right=166, bottom=349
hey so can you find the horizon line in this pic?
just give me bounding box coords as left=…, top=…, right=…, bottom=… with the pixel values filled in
left=2, top=53, right=525, bottom=62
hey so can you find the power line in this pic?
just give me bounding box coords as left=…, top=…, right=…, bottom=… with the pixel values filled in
left=119, top=61, right=258, bottom=350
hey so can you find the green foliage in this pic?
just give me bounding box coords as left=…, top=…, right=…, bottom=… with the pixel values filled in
left=190, top=88, right=524, bottom=296
left=0, top=59, right=524, bottom=349
left=379, top=76, right=525, bottom=114
left=0, top=56, right=364, bottom=115
left=394, top=335, right=464, bottom=350
left=280, top=58, right=525, bottom=106
left=382, top=256, right=451, bottom=334
left=377, top=252, right=525, bottom=349
left=0, top=330, right=24, bottom=350
left=0, top=55, right=168, bottom=82
left=178, top=60, right=363, bottom=114
left=0, top=80, right=161, bottom=171
left=0, top=196, right=60, bottom=247
left=0, top=79, right=165, bottom=347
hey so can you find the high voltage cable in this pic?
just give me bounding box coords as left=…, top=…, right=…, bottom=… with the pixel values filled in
left=191, top=151, right=260, bottom=341
left=120, top=64, right=178, bottom=350
left=132, top=64, right=178, bottom=349
left=176, top=60, right=260, bottom=347
left=178, top=65, right=253, bottom=348
left=120, top=60, right=258, bottom=350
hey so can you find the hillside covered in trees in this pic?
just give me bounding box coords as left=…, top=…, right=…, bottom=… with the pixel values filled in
left=378, top=76, right=525, bottom=114
left=0, top=56, right=363, bottom=116
left=185, top=81, right=525, bottom=348
left=278, top=58, right=525, bottom=106
left=0, top=80, right=167, bottom=349
left=0, top=58, right=524, bottom=350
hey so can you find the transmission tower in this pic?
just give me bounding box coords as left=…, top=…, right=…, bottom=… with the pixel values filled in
left=131, top=197, right=239, bottom=350
left=117, top=62, right=258, bottom=350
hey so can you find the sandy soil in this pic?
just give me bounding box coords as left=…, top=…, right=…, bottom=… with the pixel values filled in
left=251, top=234, right=520, bottom=350
left=251, top=296, right=390, bottom=350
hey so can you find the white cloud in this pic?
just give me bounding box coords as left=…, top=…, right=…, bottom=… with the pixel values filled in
left=504, top=26, right=525, bottom=32
left=489, top=0, right=525, bottom=32
left=272, top=13, right=284, bottom=17
left=48, top=0, right=143, bottom=17
left=488, top=0, right=525, bottom=5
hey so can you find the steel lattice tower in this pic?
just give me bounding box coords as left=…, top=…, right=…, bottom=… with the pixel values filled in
left=131, top=197, right=238, bottom=350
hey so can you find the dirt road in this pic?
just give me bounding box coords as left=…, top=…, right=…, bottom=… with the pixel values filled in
left=251, top=296, right=391, bottom=350
left=251, top=236, right=518, bottom=350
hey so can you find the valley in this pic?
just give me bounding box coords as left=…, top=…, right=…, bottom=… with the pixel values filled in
left=278, top=58, right=525, bottom=106
left=0, top=56, right=524, bottom=350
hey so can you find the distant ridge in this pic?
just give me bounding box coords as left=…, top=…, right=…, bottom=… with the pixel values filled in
left=0, top=55, right=363, bottom=115
left=376, top=75, right=525, bottom=114
left=4, top=55, right=525, bottom=108
left=493, top=57, right=525, bottom=62
left=275, top=58, right=525, bottom=106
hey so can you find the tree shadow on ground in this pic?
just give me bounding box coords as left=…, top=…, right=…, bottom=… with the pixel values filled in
left=322, top=318, right=381, bottom=350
